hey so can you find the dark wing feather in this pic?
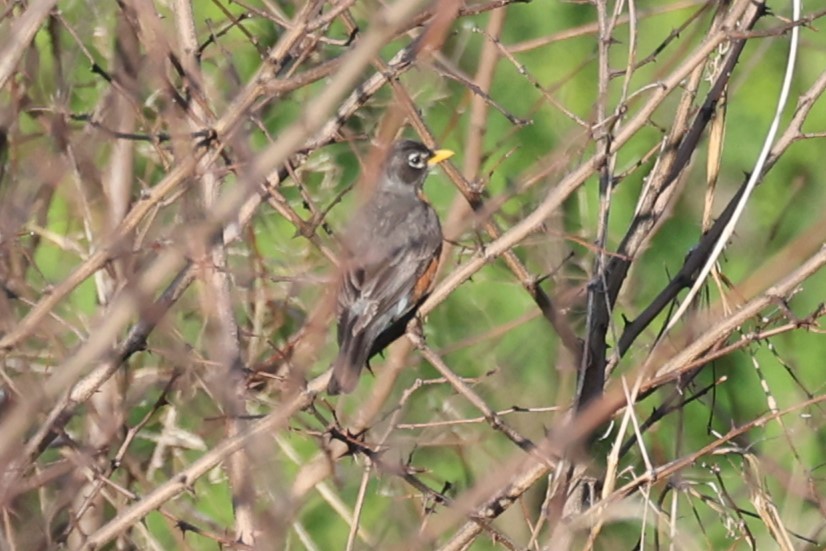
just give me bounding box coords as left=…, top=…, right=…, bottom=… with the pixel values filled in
left=338, top=233, right=438, bottom=339
left=329, top=198, right=441, bottom=394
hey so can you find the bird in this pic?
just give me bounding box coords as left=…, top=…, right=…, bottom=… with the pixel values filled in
left=327, top=140, right=454, bottom=395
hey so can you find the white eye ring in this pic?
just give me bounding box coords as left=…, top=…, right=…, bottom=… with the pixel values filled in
left=408, top=152, right=426, bottom=169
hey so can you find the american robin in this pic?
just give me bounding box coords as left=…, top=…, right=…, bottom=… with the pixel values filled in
left=327, top=140, right=454, bottom=395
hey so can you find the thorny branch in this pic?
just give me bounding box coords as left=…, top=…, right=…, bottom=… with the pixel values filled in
left=1, top=1, right=825, bottom=549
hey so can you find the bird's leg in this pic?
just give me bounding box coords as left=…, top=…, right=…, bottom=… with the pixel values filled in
left=408, top=314, right=426, bottom=342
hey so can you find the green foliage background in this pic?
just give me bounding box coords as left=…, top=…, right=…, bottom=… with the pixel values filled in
left=2, top=0, right=826, bottom=549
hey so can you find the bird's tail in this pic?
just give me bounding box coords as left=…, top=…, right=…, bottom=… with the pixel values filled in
left=327, top=330, right=370, bottom=395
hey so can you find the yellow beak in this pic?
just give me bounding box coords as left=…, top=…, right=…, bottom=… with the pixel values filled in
left=428, top=149, right=455, bottom=166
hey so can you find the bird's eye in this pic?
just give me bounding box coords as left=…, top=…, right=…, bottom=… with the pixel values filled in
left=407, top=152, right=426, bottom=169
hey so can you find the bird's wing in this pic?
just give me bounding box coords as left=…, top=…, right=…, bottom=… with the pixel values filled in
left=338, top=231, right=440, bottom=340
